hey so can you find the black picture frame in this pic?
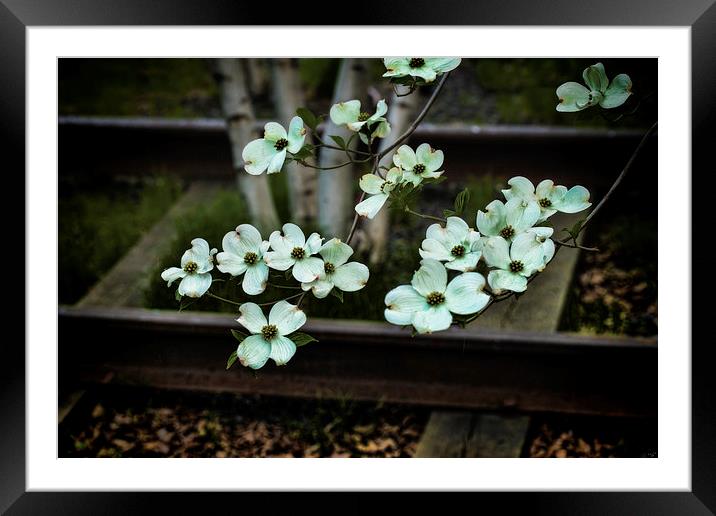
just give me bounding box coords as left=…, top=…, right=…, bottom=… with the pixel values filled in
left=4, top=1, right=711, bottom=513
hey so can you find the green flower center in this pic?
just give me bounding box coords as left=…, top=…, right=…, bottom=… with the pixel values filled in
left=183, top=261, right=198, bottom=273
left=274, top=138, right=289, bottom=151
left=539, top=198, right=552, bottom=208
left=500, top=225, right=515, bottom=239
left=244, top=252, right=258, bottom=265
left=413, top=163, right=426, bottom=174
left=380, top=181, right=393, bottom=193
left=324, top=262, right=336, bottom=274
left=426, top=291, right=445, bottom=306
left=451, top=244, right=466, bottom=257
left=291, top=247, right=305, bottom=260
left=509, top=260, right=524, bottom=273
left=357, top=112, right=371, bottom=122
left=261, top=324, right=278, bottom=341
left=409, top=58, right=425, bottom=68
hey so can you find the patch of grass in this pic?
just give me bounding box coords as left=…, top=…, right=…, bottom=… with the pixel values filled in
left=59, top=175, right=183, bottom=304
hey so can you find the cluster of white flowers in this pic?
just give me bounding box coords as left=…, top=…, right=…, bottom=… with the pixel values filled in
left=383, top=175, right=592, bottom=334
left=355, top=143, right=445, bottom=219
left=556, top=62, right=632, bottom=112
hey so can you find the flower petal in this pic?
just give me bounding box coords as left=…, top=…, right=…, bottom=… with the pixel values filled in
left=505, top=197, right=541, bottom=233
left=292, top=256, right=324, bottom=283
left=281, top=223, right=306, bottom=247
left=555, top=186, right=591, bottom=213
left=287, top=116, right=306, bottom=153
left=269, top=335, right=297, bottom=366
left=319, top=238, right=353, bottom=267
left=556, top=82, right=591, bottom=112
left=373, top=98, right=388, bottom=118
left=177, top=272, right=212, bottom=298
left=601, top=74, right=632, bottom=109
left=267, top=148, right=287, bottom=174
left=269, top=300, right=306, bottom=335
left=582, top=62, right=609, bottom=93
left=410, top=66, right=437, bottom=83
left=305, top=233, right=323, bottom=255
left=415, top=143, right=444, bottom=173
left=511, top=232, right=546, bottom=276
left=384, top=285, right=428, bottom=326
left=330, top=99, right=361, bottom=125
left=412, top=306, right=452, bottom=334
left=445, top=272, right=491, bottom=314
left=242, top=262, right=269, bottom=295
left=411, top=258, right=448, bottom=297
left=263, top=251, right=294, bottom=271
left=419, top=238, right=452, bottom=261
left=332, top=262, right=369, bottom=292
left=371, top=120, right=391, bottom=138
left=237, top=302, right=268, bottom=333
left=355, top=193, right=388, bottom=219
left=445, top=251, right=480, bottom=272
left=237, top=334, right=271, bottom=370
left=425, top=57, right=461, bottom=73
left=161, top=267, right=186, bottom=286
left=394, top=145, right=417, bottom=170
left=487, top=270, right=528, bottom=294
left=222, top=224, right=262, bottom=257
left=502, top=176, right=535, bottom=202
left=359, top=174, right=385, bottom=195
left=476, top=199, right=507, bottom=237
left=304, top=278, right=334, bottom=299
left=263, top=121, right=287, bottom=142
left=242, top=139, right=275, bottom=175
left=482, top=236, right=511, bottom=269
left=216, top=251, right=248, bottom=276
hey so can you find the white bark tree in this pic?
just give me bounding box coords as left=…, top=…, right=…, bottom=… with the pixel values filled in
left=213, top=59, right=280, bottom=233
left=271, top=58, right=317, bottom=226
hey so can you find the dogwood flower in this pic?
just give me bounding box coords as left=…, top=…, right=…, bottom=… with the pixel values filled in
left=392, top=143, right=444, bottom=186
left=476, top=198, right=540, bottom=242
left=235, top=301, right=306, bottom=369
left=161, top=238, right=217, bottom=298
left=264, top=223, right=324, bottom=283
left=501, top=176, right=592, bottom=222
left=301, top=238, right=369, bottom=298
left=242, top=116, right=306, bottom=175
left=384, top=259, right=491, bottom=334
left=355, top=167, right=402, bottom=219
left=419, top=217, right=482, bottom=272
left=526, top=227, right=556, bottom=266
left=383, top=57, right=462, bottom=83
left=482, top=234, right=548, bottom=294
left=329, top=99, right=391, bottom=138
left=556, top=62, right=633, bottom=112
left=216, top=224, right=270, bottom=295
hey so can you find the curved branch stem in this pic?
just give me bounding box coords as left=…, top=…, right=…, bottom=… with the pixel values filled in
left=404, top=208, right=447, bottom=223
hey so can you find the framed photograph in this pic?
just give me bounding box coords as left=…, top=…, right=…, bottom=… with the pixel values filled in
left=5, top=0, right=711, bottom=512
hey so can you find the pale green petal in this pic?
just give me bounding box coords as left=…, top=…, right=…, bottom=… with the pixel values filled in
left=541, top=239, right=555, bottom=268
left=527, top=227, right=554, bottom=240
left=372, top=99, right=388, bottom=118
left=269, top=335, right=297, bottom=366
left=412, top=306, right=452, bottom=334
left=242, top=138, right=276, bottom=175
left=305, top=233, right=323, bottom=255
left=401, top=169, right=423, bottom=187
left=242, top=262, right=268, bottom=295
left=319, top=238, right=353, bottom=267
left=384, top=285, right=427, bottom=325
left=332, top=262, right=369, bottom=292
left=355, top=193, right=388, bottom=219
left=505, top=197, right=540, bottom=233
left=383, top=58, right=410, bottom=77
left=330, top=100, right=361, bottom=125
left=287, top=116, right=306, bottom=153
left=556, top=82, right=591, bottom=112
left=425, top=222, right=454, bottom=248
left=267, top=148, right=287, bottom=174
left=555, top=186, right=591, bottom=213
left=511, top=232, right=546, bottom=276
left=360, top=174, right=385, bottom=195
left=371, top=120, right=391, bottom=138
left=582, top=63, right=608, bottom=93
left=304, top=278, right=334, bottom=299
left=600, top=74, right=632, bottom=109
left=347, top=120, right=367, bottom=132
left=264, top=252, right=294, bottom=271
left=177, top=272, right=212, bottom=298
left=415, top=143, right=444, bottom=173
left=535, top=179, right=554, bottom=200
left=425, top=57, right=461, bottom=73
left=216, top=251, right=248, bottom=276
left=419, top=238, right=452, bottom=261
left=268, top=229, right=292, bottom=255
left=385, top=167, right=402, bottom=183
left=411, top=258, right=447, bottom=297
left=292, top=256, right=324, bottom=283
left=410, top=66, right=437, bottom=83
left=395, top=145, right=417, bottom=169
left=445, top=272, right=490, bottom=314
left=482, top=236, right=511, bottom=269
left=445, top=216, right=470, bottom=242
left=503, top=176, right=536, bottom=201
left=222, top=224, right=262, bottom=257
left=237, top=302, right=268, bottom=333
left=476, top=200, right=507, bottom=237
left=237, top=334, right=271, bottom=370
left=269, top=300, right=306, bottom=335
left=263, top=121, right=287, bottom=142
left=487, top=270, right=527, bottom=294
left=161, top=267, right=186, bottom=286
left=281, top=223, right=306, bottom=247
left=445, top=251, right=480, bottom=272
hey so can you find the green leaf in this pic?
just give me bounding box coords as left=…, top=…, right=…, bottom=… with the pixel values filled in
left=443, top=209, right=456, bottom=218
left=230, top=329, right=249, bottom=342
left=453, top=188, right=471, bottom=215
left=329, top=288, right=344, bottom=303
left=226, top=350, right=238, bottom=370
left=288, top=332, right=319, bottom=347
left=562, top=218, right=585, bottom=241
left=422, top=176, right=447, bottom=186
left=175, top=290, right=183, bottom=302
left=284, top=269, right=293, bottom=280
left=329, top=135, right=346, bottom=149
left=358, top=132, right=370, bottom=145
left=296, top=107, right=317, bottom=130
left=179, top=297, right=197, bottom=312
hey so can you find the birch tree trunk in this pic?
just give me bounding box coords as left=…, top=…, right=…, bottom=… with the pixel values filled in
left=247, top=58, right=270, bottom=98
left=213, top=59, right=280, bottom=233
left=271, top=58, right=317, bottom=226
left=364, top=90, right=421, bottom=264
left=317, top=58, right=370, bottom=238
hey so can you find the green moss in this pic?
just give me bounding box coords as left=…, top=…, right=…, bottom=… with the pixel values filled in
left=59, top=175, right=183, bottom=304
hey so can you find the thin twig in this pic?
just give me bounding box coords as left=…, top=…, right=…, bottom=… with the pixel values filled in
left=257, top=292, right=303, bottom=307
left=404, top=207, right=447, bottom=223
left=207, top=291, right=243, bottom=306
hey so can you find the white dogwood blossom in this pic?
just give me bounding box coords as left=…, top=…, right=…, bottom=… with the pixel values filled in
left=383, top=57, right=461, bottom=83
left=392, top=143, right=444, bottom=186
left=502, top=176, right=592, bottom=222
left=242, top=116, right=306, bottom=175
left=301, top=238, right=369, bottom=299
left=161, top=238, right=217, bottom=298
left=216, top=224, right=270, bottom=295
left=264, top=223, right=324, bottom=283
left=482, top=234, right=549, bottom=294
left=556, top=62, right=632, bottom=112
left=329, top=99, right=391, bottom=138
left=419, top=217, right=482, bottom=272
left=355, top=167, right=402, bottom=219
left=476, top=198, right=540, bottom=241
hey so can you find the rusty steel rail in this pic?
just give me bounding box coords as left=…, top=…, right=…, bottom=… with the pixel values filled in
left=59, top=305, right=657, bottom=417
